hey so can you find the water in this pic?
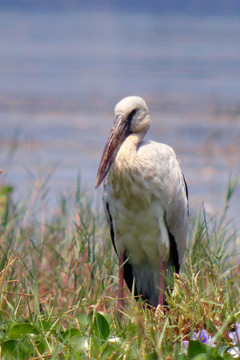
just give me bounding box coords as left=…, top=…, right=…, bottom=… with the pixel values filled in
left=0, top=10, right=239, bottom=225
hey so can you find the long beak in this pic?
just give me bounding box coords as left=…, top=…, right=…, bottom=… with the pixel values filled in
left=95, top=114, right=129, bottom=188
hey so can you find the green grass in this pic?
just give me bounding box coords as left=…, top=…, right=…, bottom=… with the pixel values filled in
left=0, top=176, right=239, bottom=359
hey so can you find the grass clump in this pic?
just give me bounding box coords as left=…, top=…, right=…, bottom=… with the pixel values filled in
left=0, top=175, right=239, bottom=359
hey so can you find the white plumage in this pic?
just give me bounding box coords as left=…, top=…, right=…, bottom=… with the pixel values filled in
left=96, top=96, right=188, bottom=307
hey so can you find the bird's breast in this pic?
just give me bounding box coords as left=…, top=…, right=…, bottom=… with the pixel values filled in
left=107, top=142, right=157, bottom=211
left=109, top=165, right=150, bottom=210
left=110, top=199, right=166, bottom=266
left=104, top=168, right=170, bottom=265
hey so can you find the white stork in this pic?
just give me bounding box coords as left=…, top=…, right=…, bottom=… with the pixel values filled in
left=95, top=96, right=188, bottom=309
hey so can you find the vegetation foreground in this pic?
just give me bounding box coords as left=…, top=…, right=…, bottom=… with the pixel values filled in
left=0, top=178, right=239, bottom=359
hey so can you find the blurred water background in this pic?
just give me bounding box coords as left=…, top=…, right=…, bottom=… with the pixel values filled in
left=0, top=2, right=239, bottom=225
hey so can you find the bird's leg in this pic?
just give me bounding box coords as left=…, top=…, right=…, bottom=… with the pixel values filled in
left=158, top=260, right=165, bottom=306
left=117, top=253, right=125, bottom=312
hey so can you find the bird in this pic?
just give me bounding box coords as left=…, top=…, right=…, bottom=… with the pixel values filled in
left=95, top=96, right=188, bottom=309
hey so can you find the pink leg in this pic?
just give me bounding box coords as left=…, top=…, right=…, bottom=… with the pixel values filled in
left=158, top=260, right=165, bottom=306
left=117, top=253, right=125, bottom=312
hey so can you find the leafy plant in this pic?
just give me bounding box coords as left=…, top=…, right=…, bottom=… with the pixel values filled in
left=0, top=174, right=238, bottom=359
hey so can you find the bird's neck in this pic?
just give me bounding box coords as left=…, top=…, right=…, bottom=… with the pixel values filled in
left=108, top=132, right=144, bottom=186
left=115, top=132, right=143, bottom=166
left=108, top=131, right=149, bottom=209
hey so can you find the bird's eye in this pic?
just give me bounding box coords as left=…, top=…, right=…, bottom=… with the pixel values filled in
left=127, top=109, right=137, bottom=123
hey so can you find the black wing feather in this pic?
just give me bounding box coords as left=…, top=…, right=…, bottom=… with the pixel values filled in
left=168, top=231, right=180, bottom=273
left=105, top=202, right=118, bottom=254
left=105, top=202, right=140, bottom=299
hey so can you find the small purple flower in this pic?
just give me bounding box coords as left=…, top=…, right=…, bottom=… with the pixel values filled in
left=193, top=330, right=206, bottom=343
left=183, top=329, right=215, bottom=353
left=228, top=347, right=240, bottom=359
left=199, top=330, right=209, bottom=343
left=183, top=340, right=189, bottom=350
left=193, top=330, right=215, bottom=346
left=229, top=323, right=240, bottom=345
left=228, top=323, right=240, bottom=358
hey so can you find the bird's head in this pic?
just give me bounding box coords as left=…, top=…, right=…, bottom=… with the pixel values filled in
left=95, top=96, right=150, bottom=188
